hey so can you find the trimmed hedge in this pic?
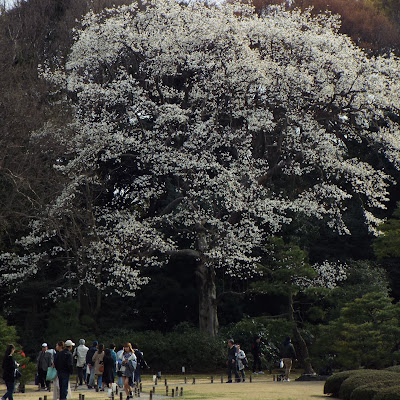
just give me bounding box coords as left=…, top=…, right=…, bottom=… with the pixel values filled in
left=324, top=370, right=366, bottom=397
left=373, top=386, right=400, bottom=400
left=350, top=381, right=399, bottom=400
left=339, top=371, right=400, bottom=400
left=385, top=365, right=400, bottom=373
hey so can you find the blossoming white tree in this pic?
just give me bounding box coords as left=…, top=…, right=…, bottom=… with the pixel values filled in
left=2, top=0, right=400, bottom=334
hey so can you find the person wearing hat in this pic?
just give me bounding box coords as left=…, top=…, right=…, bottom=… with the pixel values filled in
left=37, top=343, right=53, bottom=391
left=54, top=340, right=74, bottom=400
left=73, top=339, right=89, bottom=386
left=86, top=341, right=98, bottom=389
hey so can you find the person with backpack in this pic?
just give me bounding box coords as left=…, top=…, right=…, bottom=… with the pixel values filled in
left=132, top=343, right=147, bottom=384
left=236, top=344, right=247, bottom=382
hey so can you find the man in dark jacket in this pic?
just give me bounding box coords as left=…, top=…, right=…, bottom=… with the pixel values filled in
left=251, top=336, right=264, bottom=374
left=280, top=337, right=297, bottom=381
left=54, top=340, right=74, bottom=400
left=226, top=339, right=240, bottom=383
left=86, top=341, right=98, bottom=388
left=37, top=343, right=53, bottom=391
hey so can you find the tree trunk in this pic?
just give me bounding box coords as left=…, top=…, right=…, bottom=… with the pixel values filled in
left=196, top=260, right=219, bottom=336
left=288, top=293, right=315, bottom=375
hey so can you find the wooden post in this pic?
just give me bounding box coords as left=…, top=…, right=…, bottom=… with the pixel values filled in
left=154, top=378, right=157, bottom=386
left=180, top=387, right=183, bottom=397
left=184, top=377, right=187, bottom=384
left=116, top=386, right=119, bottom=395
left=166, top=386, right=169, bottom=396
left=44, top=396, right=47, bottom=400
left=79, top=394, right=82, bottom=400
left=165, top=379, right=168, bottom=386
left=140, top=383, right=143, bottom=393
left=211, top=376, right=213, bottom=383
left=250, top=375, right=252, bottom=383
left=95, top=385, right=99, bottom=392
left=192, top=378, right=195, bottom=384
left=39, top=397, right=43, bottom=400
left=175, top=386, right=178, bottom=395
left=172, top=389, right=175, bottom=397
left=221, top=376, right=223, bottom=383
left=149, top=392, right=153, bottom=400
left=120, top=392, right=123, bottom=400
left=152, top=386, right=155, bottom=393
left=82, top=395, right=85, bottom=400
left=273, top=374, right=276, bottom=381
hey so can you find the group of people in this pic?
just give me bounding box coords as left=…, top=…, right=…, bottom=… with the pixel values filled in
left=226, top=336, right=297, bottom=383
left=1, top=339, right=148, bottom=400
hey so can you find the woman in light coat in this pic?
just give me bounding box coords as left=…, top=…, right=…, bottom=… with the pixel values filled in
left=118, top=343, right=136, bottom=399
left=92, top=344, right=105, bottom=390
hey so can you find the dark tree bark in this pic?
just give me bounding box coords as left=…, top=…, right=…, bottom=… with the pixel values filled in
left=196, top=260, right=219, bottom=336
left=288, top=293, right=315, bottom=374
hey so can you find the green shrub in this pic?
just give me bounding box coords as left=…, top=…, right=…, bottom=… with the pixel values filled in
left=373, top=386, right=400, bottom=400
left=101, top=322, right=226, bottom=373
left=350, top=381, right=399, bottom=400
left=339, top=371, right=400, bottom=400
left=386, top=365, right=400, bottom=373
left=324, top=371, right=361, bottom=396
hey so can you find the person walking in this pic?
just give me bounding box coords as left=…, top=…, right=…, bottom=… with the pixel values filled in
left=73, top=339, right=88, bottom=386
left=116, top=345, right=124, bottom=388
left=280, top=337, right=297, bottom=381
left=236, top=344, right=247, bottom=382
left=92, top=344, right=105, bottom=390
left=132, top=343, right=144, bottom=384
left=1, top=344, right=18, bottom=400
left=37, top=343, right=53, bottom=391
left=102, top=349, right=114, bottom=389
left=54, top=340, right=74, bottom=400
left=226, top=339, right=240, bottom=383
left=109, top=344, right=117, bottom=383
left=118, top=343, right=137, bottom=399
left=86, top=341, right=98, bottom=388
left=251, top=336, right=264, bottom=374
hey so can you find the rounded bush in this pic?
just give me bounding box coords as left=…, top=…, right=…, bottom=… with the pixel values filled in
left=339, top=371, right=400, bottom=400
left=385, top=365, right=400, bottom=373
left=373, top=386, right=400, bottom=400
left=350, top=381, right=399, bottom=400
left=324, top=371, right=360, bottom=396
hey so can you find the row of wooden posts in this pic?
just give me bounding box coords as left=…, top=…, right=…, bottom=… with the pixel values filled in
left=39, top=373, right=286, bottom=400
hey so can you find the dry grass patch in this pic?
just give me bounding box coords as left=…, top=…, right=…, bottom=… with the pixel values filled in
left=1, top=375, right=327, bottom=400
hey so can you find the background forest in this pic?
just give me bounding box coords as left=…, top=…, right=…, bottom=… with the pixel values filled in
left=1, top=0, right=400, bottom=376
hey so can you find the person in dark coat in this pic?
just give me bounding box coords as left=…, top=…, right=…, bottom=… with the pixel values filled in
left=37, top=343, right=53, bottom=391
left=226, top=339, right=240, bottom=383
left=102, top=349, right=114, bottom=388
left=54, top=340, right=74, bottom=400
left=86, top=341, right=98, bottom=388
left=1, top=344, right=18, bottom=400
left=251, top=336, right=264, bottom=374
left=280, top=337, right=297, bottom=381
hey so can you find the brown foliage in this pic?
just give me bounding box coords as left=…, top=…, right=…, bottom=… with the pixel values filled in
left=251, top=0, right=400, bottom=54
left=0, top=0, right=132, bottom=243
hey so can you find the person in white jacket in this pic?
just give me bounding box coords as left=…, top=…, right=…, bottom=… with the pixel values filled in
left=73, top=340, right=89, bottom=386
left=236, top=344, right=247, bottom=382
